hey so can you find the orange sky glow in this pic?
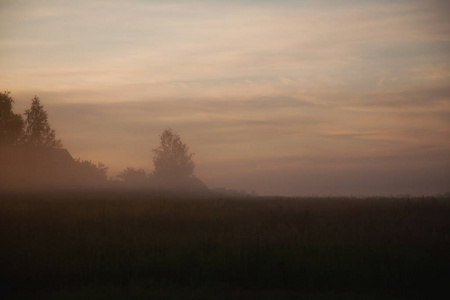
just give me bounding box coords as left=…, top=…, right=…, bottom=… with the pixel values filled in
left=1, top=0, right=449, bottom=195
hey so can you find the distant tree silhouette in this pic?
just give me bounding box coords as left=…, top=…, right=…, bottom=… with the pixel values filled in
left=21, top=96, right=62, bottom=148
left=0, top=91, right=24, bottom=146
left=152, top=128, right=194, bottom=178
left=73, top=159, right=108, bottom=184
left=117, top=167, right=147, bottom=186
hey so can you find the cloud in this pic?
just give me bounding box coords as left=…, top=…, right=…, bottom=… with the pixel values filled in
left=2, top=0, right=449, bottom=195
left=362, top=86, right=449, bottom=106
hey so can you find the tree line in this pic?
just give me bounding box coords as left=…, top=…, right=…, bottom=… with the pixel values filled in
left=0, top=91, right=200, bottom=190
left=1, top=91, right=61, bottom=148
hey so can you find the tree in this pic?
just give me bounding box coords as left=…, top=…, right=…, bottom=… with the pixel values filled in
left=152, top=128, right=195, bottom=178
left=73, top=159, right=108, bottom=184
left=117, top=167, right=147, bottom=185
left=22, top=96, right=62, bottom=148
left=0, top=91, right=24, bottom=146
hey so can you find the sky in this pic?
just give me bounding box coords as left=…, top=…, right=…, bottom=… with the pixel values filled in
left=1, top=0, right=449, bottom=196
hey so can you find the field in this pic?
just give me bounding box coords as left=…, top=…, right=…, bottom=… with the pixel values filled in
left=1, top=190, right=449, bottom=299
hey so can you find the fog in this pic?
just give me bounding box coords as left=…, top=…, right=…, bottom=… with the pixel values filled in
left=1, top=0, right=449, bottom=195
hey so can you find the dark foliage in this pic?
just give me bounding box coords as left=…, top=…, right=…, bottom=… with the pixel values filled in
left=0, top=91, right=23, bottom=146
left=22, top=96, right=62, bottom=148
left=0, top=92, right=112, bottom=189
left=73, top=159, right=109, bottom=185
left=117, top=167, right=147, bottom=183
left=152, top=128, right=195, bottom=178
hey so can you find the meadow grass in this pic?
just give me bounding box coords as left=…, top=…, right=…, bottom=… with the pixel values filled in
left=1, top=190, right=448, bottom=299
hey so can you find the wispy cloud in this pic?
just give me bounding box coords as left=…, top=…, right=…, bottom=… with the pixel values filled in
left=1, top=0, right=449, bottom=195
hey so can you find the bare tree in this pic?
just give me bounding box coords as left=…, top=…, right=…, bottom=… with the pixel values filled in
left=152, top=128, right=194, bottom=178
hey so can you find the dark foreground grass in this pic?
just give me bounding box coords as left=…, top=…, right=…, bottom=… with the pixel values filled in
left=0, top=190, right=449, bottom=299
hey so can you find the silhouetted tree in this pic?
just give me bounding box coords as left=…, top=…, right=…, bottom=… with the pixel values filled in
left=22, top=96, right=62, bottom=148
left=73, top=159, right=108, bottom=184
left=117, top=167, right=147, bottom=186
left=0, top=91, right=23, bottom=146
left=152, top=128, right=194, bottom=178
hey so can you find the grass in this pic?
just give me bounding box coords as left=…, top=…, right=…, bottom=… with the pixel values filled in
left=1, top=190, right=449, bottom=299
